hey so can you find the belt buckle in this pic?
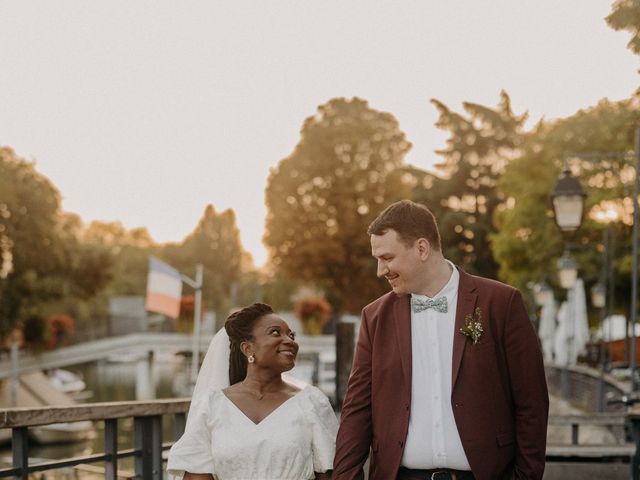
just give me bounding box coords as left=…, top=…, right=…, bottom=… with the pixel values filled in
left=431, top=471, right=451, bottom=480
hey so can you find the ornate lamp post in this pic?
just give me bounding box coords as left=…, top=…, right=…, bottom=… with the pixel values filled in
left=550, top=165, right=585, bottom=290
left=551, top=165, right=585, bottom=398
left=592, top=280, right=608, bottom=411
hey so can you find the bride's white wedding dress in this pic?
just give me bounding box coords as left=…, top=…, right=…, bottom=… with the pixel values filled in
left=167, top=384, right=338, bottom=480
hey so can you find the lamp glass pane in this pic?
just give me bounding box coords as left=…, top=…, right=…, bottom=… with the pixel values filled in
left=558, top=267, right=578, bottom=289
left=552, top=195, right=584, bottom=231
left=534, top=286, right=552, bottom=306
left=591, top=284, right=606, bottom=308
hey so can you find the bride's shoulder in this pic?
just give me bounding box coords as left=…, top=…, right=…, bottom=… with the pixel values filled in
left=195, top=386, right=227, bottom=407
left=298, top=385, right=333, bottom=409
left=297, top=386, right=337, bottom=429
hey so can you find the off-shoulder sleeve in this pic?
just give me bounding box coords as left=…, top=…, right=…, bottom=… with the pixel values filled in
left=305, top=386, right=339, bottom=473
left=166, top=389, right=217, bottom=479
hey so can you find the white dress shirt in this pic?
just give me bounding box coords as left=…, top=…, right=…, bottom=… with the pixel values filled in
left=401, top=260, right=471, bottom=470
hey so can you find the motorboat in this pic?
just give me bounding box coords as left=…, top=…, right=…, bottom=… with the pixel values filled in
left=1, top=371, right=95, bottom=444
left=47, top=369, right=86, bottom=395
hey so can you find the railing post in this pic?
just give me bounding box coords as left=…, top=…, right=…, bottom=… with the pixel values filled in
left=174, top=412, right=186, bottom=440
left=134, top=415, right=163, bottom=480
left=571, top=423, right=579, bottom=445
left=104, top=418, right=118, bottom=480
left=151, top=415, right=163, bottom=479
left=629, top=414, right=640, bottom=480
left=134, top=416, right=153, bottom=480
left=12, top=426, right=28, bottom=480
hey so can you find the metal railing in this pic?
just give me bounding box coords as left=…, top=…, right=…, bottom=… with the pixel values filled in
left=0, top=332, right=338, bottom=379
left=4, top=398, right=640, bottom=479
left=0, top=398, right=190, bottom=479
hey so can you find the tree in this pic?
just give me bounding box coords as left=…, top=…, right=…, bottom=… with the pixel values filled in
left=0, top=147, right=113, bottom=339
left=83, top=220, right=155, bottom=297
left=163, top=204, right=245, bottom=319
left=413, top=92, right=526, bottom=278
left=492, top=97, right=639, bottom=314
left=264, top=97, right=413, bottom=312
left=607, top=0, right=640, bottom=55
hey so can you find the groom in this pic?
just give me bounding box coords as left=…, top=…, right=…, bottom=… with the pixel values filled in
left=333, top=200, right=548, bottom=480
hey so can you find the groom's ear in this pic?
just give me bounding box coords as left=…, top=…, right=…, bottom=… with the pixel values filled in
left=416, top=238, right=431, bottom=260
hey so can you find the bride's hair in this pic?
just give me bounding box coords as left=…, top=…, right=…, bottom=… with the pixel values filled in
left=224, top=302, right=274, bottom=385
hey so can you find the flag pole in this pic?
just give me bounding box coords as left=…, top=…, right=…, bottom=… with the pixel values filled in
left=182, top=264, right=204, bottom=386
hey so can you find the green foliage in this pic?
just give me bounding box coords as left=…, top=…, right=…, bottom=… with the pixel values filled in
left=413, top=92, right=526, bottom=278
left=233, top=269, right=265, bottom=310
left=163, top=205, right=244, bottom=319
left=261, top=273, right=299, bottom=312
left=84, top=221, right=155, bottom=297
left=80, top=208, right=247, bottom=328
left=607, top=0, right=640, bottom=55
left=264, top=97, right=413, bottom=313
left=492, top=97, right=639, bottom=311
left=0, top=147, right=114, bottom=339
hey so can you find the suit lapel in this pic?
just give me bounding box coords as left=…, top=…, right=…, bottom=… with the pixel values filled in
left=393, top=294, right=412, bottom=391
left=452, top=268, right=478, bottom=388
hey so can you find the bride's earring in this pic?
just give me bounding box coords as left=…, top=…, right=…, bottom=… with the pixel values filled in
left=248, top=353, right=255, bottom=364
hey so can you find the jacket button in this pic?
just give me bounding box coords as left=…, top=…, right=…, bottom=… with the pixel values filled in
left=405, top=404, right=409, bottom=411
left=399, top=441, right=404, bottom=447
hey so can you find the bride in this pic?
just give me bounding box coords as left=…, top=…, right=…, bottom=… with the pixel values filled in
left=167, top=303, right=338, bottom=480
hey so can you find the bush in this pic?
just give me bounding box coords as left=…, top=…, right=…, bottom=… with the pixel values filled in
left=46, top=314, right=75, bottom=349
left=294, top=297, right=332, bottom=335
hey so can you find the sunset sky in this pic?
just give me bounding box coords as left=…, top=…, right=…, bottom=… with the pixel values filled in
left=1, top=1, right=637, bottom=266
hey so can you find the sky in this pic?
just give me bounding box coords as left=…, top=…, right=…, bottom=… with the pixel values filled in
left=0, top=1, right=637, bottom=267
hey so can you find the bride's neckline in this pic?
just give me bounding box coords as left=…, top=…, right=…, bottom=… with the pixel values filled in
left=222, top=385, right=309, bottom=426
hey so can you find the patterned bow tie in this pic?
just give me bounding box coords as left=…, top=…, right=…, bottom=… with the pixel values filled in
left=411, top=296, right=448, bottom=314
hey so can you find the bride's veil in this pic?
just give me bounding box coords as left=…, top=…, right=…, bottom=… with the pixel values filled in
left=190, top=327, right=231, bottom=410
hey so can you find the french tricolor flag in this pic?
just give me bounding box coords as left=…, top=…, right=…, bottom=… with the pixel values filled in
left=144, top=257, right=183, bottom=319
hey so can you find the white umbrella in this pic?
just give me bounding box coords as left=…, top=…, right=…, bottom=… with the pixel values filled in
left=554, top=301, right=569, bottom=365
left=538, top=294, right=556, bottom=362
left=553, top=279, right=590, bottom=366
left=572, top=278, right=590, bottom=359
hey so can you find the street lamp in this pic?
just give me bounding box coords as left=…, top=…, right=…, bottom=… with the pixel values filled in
left=557, top=253, right=578, bottom=290
left=551, top=166, right=585, bottom=399
left=534, top=282, right=553, bottom=307
left=591, top=283, right=606, bottom=309
left=551, top=167, right=587, bottom=233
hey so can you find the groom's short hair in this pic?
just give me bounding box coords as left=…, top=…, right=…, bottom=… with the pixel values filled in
left=368, top=200, right=442, bottom=251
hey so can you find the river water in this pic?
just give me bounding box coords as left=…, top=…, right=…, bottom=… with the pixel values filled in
left=0, top=354, right=190, bottom=478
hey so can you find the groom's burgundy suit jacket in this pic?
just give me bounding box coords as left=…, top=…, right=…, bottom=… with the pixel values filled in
left=333, top=268, right=549, bottom=480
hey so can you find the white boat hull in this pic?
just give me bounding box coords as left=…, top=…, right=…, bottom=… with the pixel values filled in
left=29, top=421, right=95, bottom=444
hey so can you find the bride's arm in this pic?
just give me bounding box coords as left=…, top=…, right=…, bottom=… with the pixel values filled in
left=184, top=473, right=214, bottom=480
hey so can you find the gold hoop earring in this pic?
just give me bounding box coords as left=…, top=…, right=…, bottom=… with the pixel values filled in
left=248, top=354, right=255, bottom=364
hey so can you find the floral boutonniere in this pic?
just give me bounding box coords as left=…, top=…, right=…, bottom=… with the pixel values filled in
left=460, top=307, right=484, bottom=345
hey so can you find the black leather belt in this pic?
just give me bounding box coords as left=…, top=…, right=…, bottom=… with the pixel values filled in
left=397, top=466, right=475, bottom=480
